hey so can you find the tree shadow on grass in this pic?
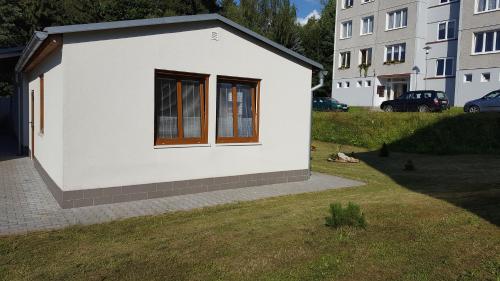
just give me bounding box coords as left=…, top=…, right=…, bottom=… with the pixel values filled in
left=356, top=113, right=500, bottom=226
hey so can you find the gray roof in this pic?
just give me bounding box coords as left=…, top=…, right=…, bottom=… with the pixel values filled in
left=41, top=13, right=322, bottom=69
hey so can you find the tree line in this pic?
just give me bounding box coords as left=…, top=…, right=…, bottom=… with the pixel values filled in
left=0, top=0, right=335, bottom=96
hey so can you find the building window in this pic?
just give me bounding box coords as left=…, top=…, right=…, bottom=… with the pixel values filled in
left=438, top=21, right=456, bottom=40
left=357, top=81, right=362, bottom=87
left=481, top=72, right=491, bottom=82
left=464, top=74, right=473, bottom=83
left=337, top=82, right=343, bottom=88
left=474, top=30, right=500, bottom=54
left=341, top=21, right=352, bottom=39
left=359, top=48, right=372, bottom=66
left=436, top=58, right=454, bottom=77
left=477, top=0, right=500, bottom=13
left=39, top=74, right=44, bottom=134
left=342, top=0, right=353, bottom=9
left=386, top=9, right=407, bottom=30
left=361, top=16, right=374, bottom=35
left=385, top=43, right=406, bottom=63
left=216, top=76, right=260, bottom=143
left=345, top=81, right=350, bottom=88
left=339, top=52, right=351, bottom=69
left=362, top=0, right=374, bottom=3
left=154, top=70, right=208, bottom=145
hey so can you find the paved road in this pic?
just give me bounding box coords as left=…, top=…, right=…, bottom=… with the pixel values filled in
left=0, top=157, right=364, bottom=236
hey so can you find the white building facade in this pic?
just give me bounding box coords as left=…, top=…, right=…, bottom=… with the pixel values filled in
left=16, top=14, right=322, bottom=208
left=332, top=0, right=500, bottom=107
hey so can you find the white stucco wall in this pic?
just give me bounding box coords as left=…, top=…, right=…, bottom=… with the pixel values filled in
left=58, top=22, right=312, bottom=191
left=27, top=49, right=64, bottom=187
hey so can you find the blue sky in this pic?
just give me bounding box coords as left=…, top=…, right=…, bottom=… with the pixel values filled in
left=291, top=0, right=323, bottom=18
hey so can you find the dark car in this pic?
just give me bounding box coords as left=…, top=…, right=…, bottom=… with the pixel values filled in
left=380, top=90, right=450, bottom=112
left=463, top=89, right=500, bottom=113
left=313, top=97, right=349, bottom=112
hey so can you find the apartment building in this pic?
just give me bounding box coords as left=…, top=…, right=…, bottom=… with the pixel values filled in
left=455, top=0, right=500, bottom=105
left=332, top=0, right=500, bottom=107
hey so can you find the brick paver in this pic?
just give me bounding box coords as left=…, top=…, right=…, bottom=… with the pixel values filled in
left=0, top=157, right=364, bottom=235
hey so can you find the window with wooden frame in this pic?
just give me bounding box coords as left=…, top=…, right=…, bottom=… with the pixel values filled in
left=39, top=74, right=44, bottom=134
left=216, top=76, right=260, bottom=143
left=154, top=69, right=209, bottom=145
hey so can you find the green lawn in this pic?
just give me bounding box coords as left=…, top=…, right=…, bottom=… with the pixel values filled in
left=313, top=110, right=500, bottom=154
left=1, top=141, right=499, bottom=281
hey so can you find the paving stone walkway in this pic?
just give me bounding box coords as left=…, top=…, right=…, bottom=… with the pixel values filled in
left=0, top=157, right=364, bottom=236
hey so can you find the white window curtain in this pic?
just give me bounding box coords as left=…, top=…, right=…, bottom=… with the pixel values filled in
left=217, top=83, right=234, bottom=137
left=181, top=80, right=201, bottom=138
left=236, top=84, right=253, bottom=137
left=156, top=78, right=178, bottom=139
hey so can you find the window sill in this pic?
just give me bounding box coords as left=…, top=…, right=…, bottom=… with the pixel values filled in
left=471, top=50, right=500, bottom=56
left=215, top=142, right=262, bottom=147
left=385, top=26, right=407, bottom=32
left=154, top=143, right=211, bottom=149
left=360, top=33, right=373, bottom=37
left=474, top=9, right=500, bottom=15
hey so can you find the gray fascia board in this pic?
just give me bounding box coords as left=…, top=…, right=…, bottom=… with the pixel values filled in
left=43, top=14, right=323, bottom=70
left=15, top=31, right=48, bottom=72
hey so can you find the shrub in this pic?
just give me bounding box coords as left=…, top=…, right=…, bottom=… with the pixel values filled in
left=325, top=202, right=366, bottom=228
left=379, top=143, right=389, bottom=157
left=404, top=159, right=415, bottom=171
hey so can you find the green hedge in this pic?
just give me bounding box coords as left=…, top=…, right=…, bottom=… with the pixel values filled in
left=312, top=109, right=500, bottom=154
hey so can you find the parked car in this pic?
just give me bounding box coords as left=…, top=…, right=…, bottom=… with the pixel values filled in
left=463, top=90, right=500, bottom=113
left=313, top=97, right=349, bottom=112
left=380, top=90, right=450, bottom=112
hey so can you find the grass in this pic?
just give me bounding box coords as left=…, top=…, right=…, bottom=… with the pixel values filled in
left=1, top=141, right=499, bottom=281
left=312, top=109, right=500, bottom=154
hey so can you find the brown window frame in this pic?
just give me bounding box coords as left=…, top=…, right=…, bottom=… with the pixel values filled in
left=39, top=74, right=44, bottom=134
left=154, top=69, right=209, bottom=146
left=216, top=75, right=260, bottom=144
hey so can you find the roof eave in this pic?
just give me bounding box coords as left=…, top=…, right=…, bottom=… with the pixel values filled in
left=15, top=31, right=48, bottom=72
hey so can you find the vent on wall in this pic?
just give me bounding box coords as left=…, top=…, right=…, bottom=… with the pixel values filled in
left=211, top=31, right=219, bottom=41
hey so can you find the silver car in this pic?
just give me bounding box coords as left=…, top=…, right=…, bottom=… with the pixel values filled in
left=464, top=90, right=500, bottom=113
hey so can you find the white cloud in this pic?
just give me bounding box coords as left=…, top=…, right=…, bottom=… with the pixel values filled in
left=297, top=9, right=321, bottom=26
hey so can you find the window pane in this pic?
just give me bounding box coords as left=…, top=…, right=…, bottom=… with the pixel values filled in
left=346, top=52, right=351, bottom=67
left=395, top=11, right=401, bottom=28
left=217, top=83, right=234, bottom=137
left=181, top=80, right=201, bottom=138
left=347, top=22, right=352, bottom=37
left=367, top=48, right=372, bottom=64
left=388, top=13, right=394, bottom=29
left=475, top=33, right=484, bottom=53
left=386, top=47, right=393, bottom=61
left=478, top=0, right=486, bottom=11
left=485, top=31, right=494, bottom=52
left=438, top=23, right=446, bottom=40
left=400, top=44, right=406, bottom=61
left=488, top=0, right=496, bottom=9
left=445, top=59, right=453, bottom=76
left=156, top=78, right=178, bottom=139
left=447, top=22, right=455, bottom=39
left=402, top=10, right=407, bottom=26
left=496, top=31, right=500, bottom=50
left=436, top=59, right=444, bottom=76
left=369, top=18, right=373, bottom=33
left=394, top=45, right=400, bottom=61
left=236, top=85, right=253, bottom=137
